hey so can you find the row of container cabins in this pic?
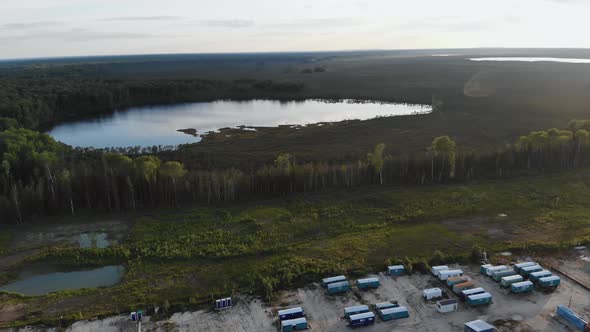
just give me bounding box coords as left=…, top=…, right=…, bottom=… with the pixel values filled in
left=430, top=265, right=493, bottom=306
left=481, top=261, right=561, bottom=292
left=320, top=275, right=382, bottom=295
left=321, top=273, right=410, bottom=328
left=343, top=302, right=409, bottom=328
left=277, top=307, right=308, bottom=332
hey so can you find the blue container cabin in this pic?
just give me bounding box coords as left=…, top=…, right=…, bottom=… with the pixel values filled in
left=538, top=276, right=560, bottom=289
left=501, top=275, right=523, bottom=288
left=459, top=287, right=485, bottom=301
left=281, top=317, right=308, bottom=332
left=519, top=264, right=542, bottom=277
left=464, top=319, right=495, bottom=332
left=344, top=305, right=370, bottom=318
left=466, top=292, right=492, bottom=306
left=327, top=280, right=350, bottom=294
left=379, top=306, right=409, bottom=321
left=374, top=301, right=398, bottom=311
left=356, top=277, right=380, bottom=290
left=278, top=307, right=305, bottom=321
left=529, top=270, right=552, bottom=283
left=387, top=265, right=405, bottom=276
left=492, top=269, right=517, bottom=282
left=513, top=262, right=536, bottom=273
left=511, top=280, right=534, bottom=293
left=556, top=304, right=588, bottom=331
left=321, top=275, right=346, bottom=287
left=348, top=312, right=375, bottom=328
left=485, top=265, right=508, bottom=277
left=480, top=264, right=493, bottom=274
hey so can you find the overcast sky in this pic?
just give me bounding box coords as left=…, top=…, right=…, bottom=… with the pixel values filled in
left=0, top=0, right=588, bottom=59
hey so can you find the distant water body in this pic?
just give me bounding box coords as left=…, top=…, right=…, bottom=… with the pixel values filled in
left=470, top=57, right=590, bottom=63
left=47, top=100, right=431, bottom=148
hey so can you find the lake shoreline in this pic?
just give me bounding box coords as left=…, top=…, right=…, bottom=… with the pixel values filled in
left=46, top=99, right=431, bottom=148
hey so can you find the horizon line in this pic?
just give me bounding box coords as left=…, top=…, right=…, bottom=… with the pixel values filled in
left=3, top=47, right=590, bottom=62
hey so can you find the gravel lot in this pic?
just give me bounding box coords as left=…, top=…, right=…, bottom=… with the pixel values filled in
left=3, top=261, right=588, bottom=332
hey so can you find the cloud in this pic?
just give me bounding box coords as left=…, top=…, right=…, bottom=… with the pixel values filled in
left=395, top=16, right=493, bottom=32
left=192, top=19, right=255, bottom=28
left=99, top=16, right=184, bottom=22
left=267, top=17, right=364, bottom=28
left=1, top=21, right=63, bottom=30
left=0, top=28, right=153, bottom=42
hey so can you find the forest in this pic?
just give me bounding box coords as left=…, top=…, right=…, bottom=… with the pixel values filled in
left=3, top=51, right=590, bottom=222
left=2, top=120, right=590, bottom=223
left=2, top=51, right=590, bottom=328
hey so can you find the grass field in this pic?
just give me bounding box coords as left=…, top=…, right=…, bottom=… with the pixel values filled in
left=1, top=168, right=589, bottom=327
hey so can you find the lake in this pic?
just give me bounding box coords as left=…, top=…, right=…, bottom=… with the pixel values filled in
left=47, top=100, right=431, bottom=148
left=0, top=265, right=125, bottom=296
left=470, top=57, right=590, bottom=63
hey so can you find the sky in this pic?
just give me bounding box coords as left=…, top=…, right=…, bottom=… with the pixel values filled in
left=0, top=0, right=588, bottom=59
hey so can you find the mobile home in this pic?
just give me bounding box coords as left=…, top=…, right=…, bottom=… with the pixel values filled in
left=513, top=262, right=536, bottom=273
left=423, top=287, right=443, bottom=300
left=379, top=306, right=409, bottom=321
left=520, top=265, right=543, bottom=277
left=492, top=269, right=517, bottom=282
left=510, top=281, right=534, bottom=293
left=356, top=277, right=380, bottom=290
left=538, top=276, right=560, bottom=289
left=432, top=265, right=449, bottom=277
left=344, top=305, right=369, bottom=318
left=466, top=292, right=492, bottom=305
left=374, top=301, right=398, bottom=311
left=278, top=307, right=305, bottom=321
left=281, top=317, right=308, bottom=332
left=460, top=287, right=485, bottom=301
left=348, top=312, right=375, bottom=327
left=447, top=276, right=470, bottom=286
left=485, top=265, right=508, bottom=277
left=439, top=269, right=463, bottom=281
left=480, top=264, right=493, bottom=274
left=501, top=275, right=523, bottom=287
left=321, top=275, right=346, bottom=287
left=529, top=270, right=552, bottom=283
left=327, top=281, right=350, bottom=294
left=437, top=299, right=458, bottom=313
left=387, top=265, right=405, bottom=276
left=452, top=281, right=474, bottom=294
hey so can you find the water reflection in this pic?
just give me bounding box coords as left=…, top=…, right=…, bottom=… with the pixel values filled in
left=47, top=100, right=431, bottom=148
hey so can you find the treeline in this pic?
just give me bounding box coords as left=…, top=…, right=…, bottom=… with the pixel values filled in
left=0, top=76, right=305, bottom=130
left=3, top=121, right=590, bottom=223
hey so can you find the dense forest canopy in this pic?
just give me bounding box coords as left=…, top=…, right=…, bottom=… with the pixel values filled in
left=3, top=117, right=590, bottom=223
left=2, top=51, right=590, bottom=223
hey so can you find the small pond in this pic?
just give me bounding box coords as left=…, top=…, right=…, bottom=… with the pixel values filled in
left=0, top=265, right=125, bottom=296
left=47, top=100, right=431, bottom=148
